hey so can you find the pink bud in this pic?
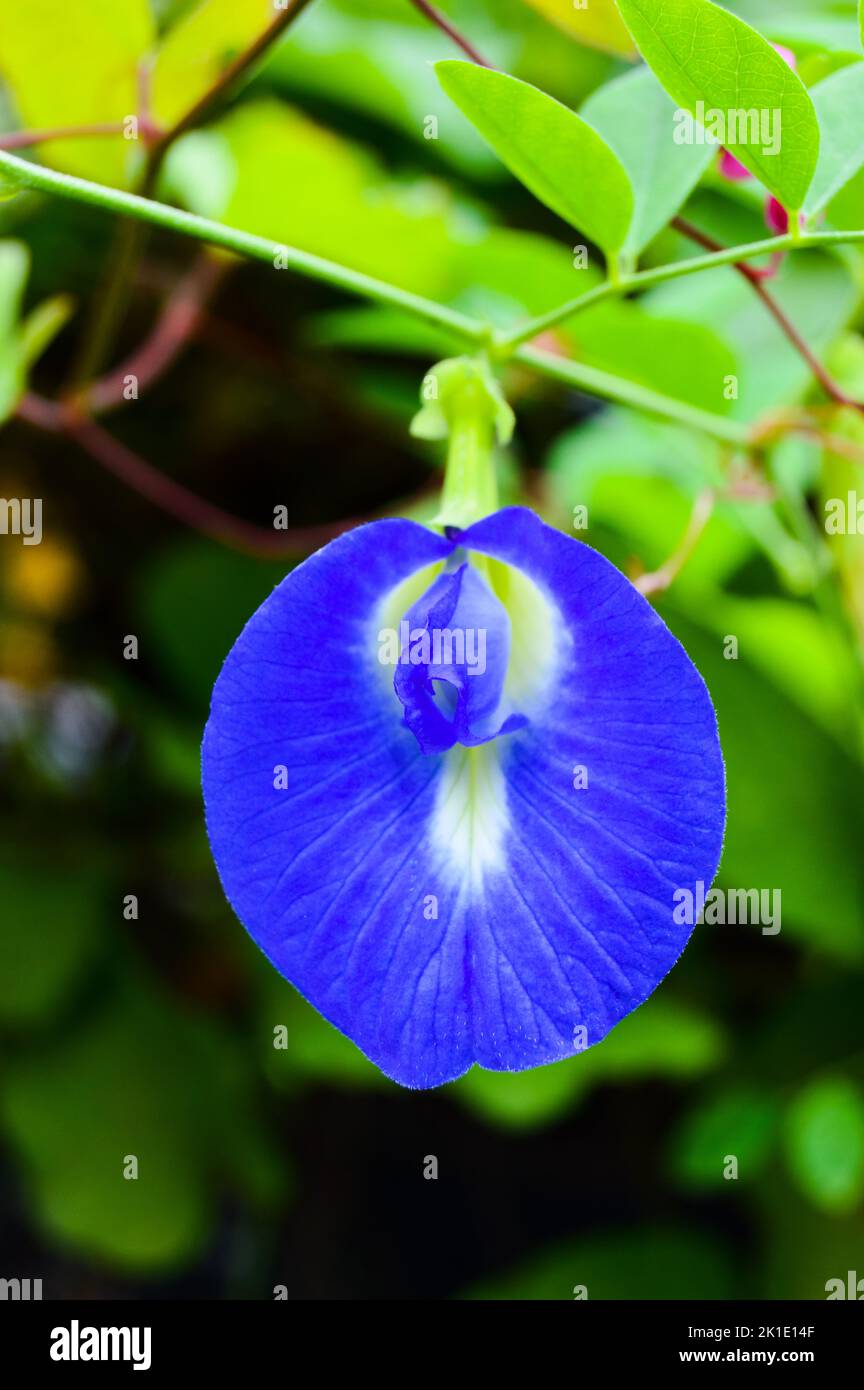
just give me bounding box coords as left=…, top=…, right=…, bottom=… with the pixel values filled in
left=719, top=149, right=751, bottom=182
left=772, top=43, right=797, bottom=71
left=764, top=196, right=789, bottom=236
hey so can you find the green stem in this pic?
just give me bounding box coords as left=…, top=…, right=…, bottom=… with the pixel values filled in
left=0, top=147, right=849, bottom=448
left=514, top=344, right=748, bottom=446
left=496, top=230, right=864, bottom=352
left=414, top=357, right=509, bottom=528
left=439, top=414, right=498, bottom=524
left=0, top=148, right=489, bottom=346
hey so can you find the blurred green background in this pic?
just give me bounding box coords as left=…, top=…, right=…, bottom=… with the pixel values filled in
left=1, top=0, right=864, bottom=1299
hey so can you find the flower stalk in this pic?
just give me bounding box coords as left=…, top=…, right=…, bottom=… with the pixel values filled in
left=411, top=357, right=514, bottom=529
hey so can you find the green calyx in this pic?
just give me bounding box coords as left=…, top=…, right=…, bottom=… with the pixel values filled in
left=411, top=356, right=514, bottom=531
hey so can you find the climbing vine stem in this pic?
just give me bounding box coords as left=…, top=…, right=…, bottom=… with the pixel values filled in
left=2, top=146, right=864, bottom=446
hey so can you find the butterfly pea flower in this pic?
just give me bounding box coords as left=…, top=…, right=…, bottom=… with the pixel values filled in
left=201, top=366, right=725, bottom=1089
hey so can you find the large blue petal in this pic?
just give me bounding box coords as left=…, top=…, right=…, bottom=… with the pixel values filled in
left=452, top=507, right=725, bottom=1074
left=202, top=508, right=725, bottom=1088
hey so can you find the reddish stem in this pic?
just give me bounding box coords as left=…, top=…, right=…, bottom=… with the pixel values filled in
left=406, top=0, right=494, bottom=65
left=135, top=59, right=163, bottom=146
left=79, top=255, right=226, bottom=415
left=16, top=393, right=373, bottom=557
left=146, top=0, right=319, bottom=176
left=0, top=122, right=126, bottom=150
left=672, top=216, right=862, bottom=411
left=635, top=488, right=715, bottom=596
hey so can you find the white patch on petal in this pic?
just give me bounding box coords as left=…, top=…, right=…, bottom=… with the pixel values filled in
left=431, top=743, right=509, bottom=890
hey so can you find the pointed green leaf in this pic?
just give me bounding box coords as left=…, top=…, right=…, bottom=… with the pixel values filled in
left=21, top=295, right=75, bottom=369
left=804, top=62, right=864, bottom=219
left=616, top=0, right=819, bottom=212
left=581, top=66, right=714, bottom=252
left=0, top=242, right=71, bottom=421
left=435, top=61, right=634, bottom=254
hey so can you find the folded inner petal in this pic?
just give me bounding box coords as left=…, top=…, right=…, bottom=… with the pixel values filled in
left=392, top=560, right=526, bottom=753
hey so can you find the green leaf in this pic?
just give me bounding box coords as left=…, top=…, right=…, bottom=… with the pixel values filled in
left=585, top=996, right=725, bottom=1077
left=462, top=1226, right=735, bottom=1300
left=435, top=61, right=634, bottom=254
left=0, top=240, right=29, bottom=423
left=804, top=62, right=864, bottom=220
left=825, top=162, right=864, bottom=232
left=140, top=536, right=288, bottom=707
left=0, top=245, right=76, bottom=420
left=569, top=302, right=738, bottom=413
left=692, top=595, right=863, bottom=746
left=785, top=1078, right=864, bottom=1213
left=0, top=0, right=153, bottom=183
left=616, top=0, right=820, bottom=212
left=455, top=997, right=724, bottom=1130
left=0, top=241, right=28, bottom=335
left=671, top=1087, right=780, bottom=1188
left=520, top=0, right=637, bottom=57
left=160, top=130, right=237, bottom=219
left=0, top=859, right=105, bottom=1027
left=581, top=66, right=714, bottom=252
left=0, top=969, right=285, bottom=1270
left=152, top=0, right=283, bottom=130
left=259, top=972, right=383, bottom=1089
left=20, top=294, right=75, bottom=369
left=732, top=0, right=860, bottom=54
left=166, top=101, right=463, bottom=297
left=667, top=615, right=864, bottom=962
left=456, top=1058, right=588, bottom=1129
left=268, top=3, right=503, bottom=176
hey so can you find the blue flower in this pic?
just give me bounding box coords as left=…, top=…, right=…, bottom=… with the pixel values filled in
left=202, top=506, right=725, bottom=1089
